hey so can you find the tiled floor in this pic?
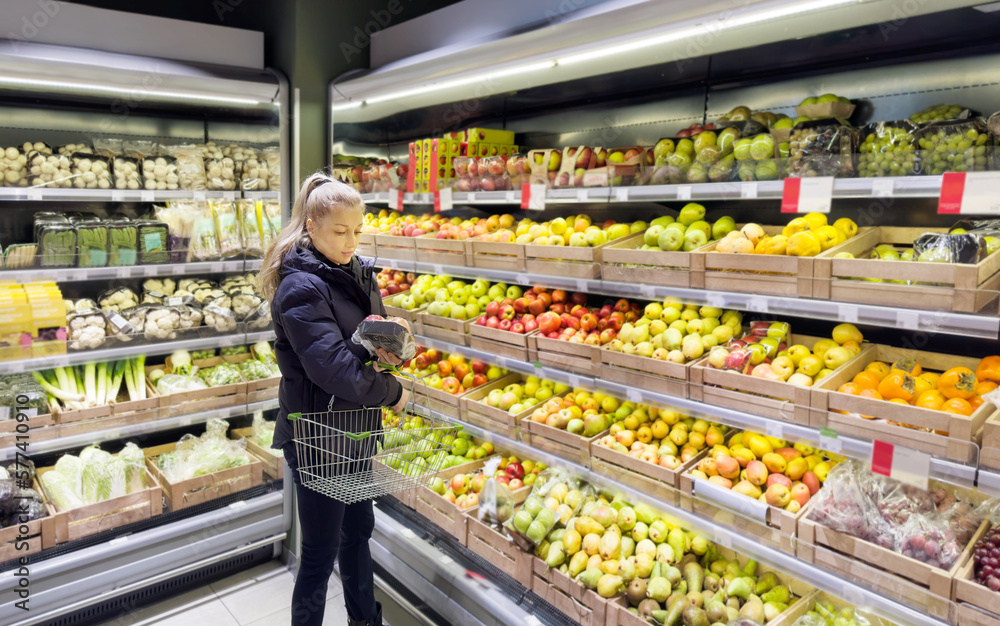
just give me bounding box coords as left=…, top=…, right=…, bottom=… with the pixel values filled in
left=98, top=560, right=348, bottom=626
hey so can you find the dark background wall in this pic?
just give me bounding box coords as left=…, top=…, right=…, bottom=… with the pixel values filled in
left=65, top=0, right=461, bottom=177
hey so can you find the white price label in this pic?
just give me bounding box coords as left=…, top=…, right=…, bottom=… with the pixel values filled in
left=897, top=310, right=919, bottom=330
left=740, top=182, right=758, bottom=199
left=109, top=536, right=129, bottom=547
left=210, top=263, right=224, bottom=274
left=27, top=189, right=42, bottom=201
left=575, top=279, right=588, bottom=292
left=439, top=554, right=454, bottom=565
left=71, top=271, right=87, bottom=282
left=676, top=186, right=692, bottom=200
left=388, top=190, right=403, bottom=210
left=432, top=265, right=444, bottom=276
left=112, top=190, right=126, bottom=202
left=524, top=184, right=547, bottom=210
left=515, top=274, right=530, bottom=286
left=819, top=427, right=842, bottom=454
left=748, top=298, right=768, bottom=313
left=567, top=374, right=582, bottom=389
left=615, top=188, right=629, bottom=202
left=140, top=191, right=155, bottom=202
left=229, top=500, right=248, bottom=511
left=576, top=189, right=588, bottom=202
left=385, top=259, right=398, bottom=270
left=838, top=305, right=859, bottom=323
left=435, top=188, right=453, bottom=212
left=639, top=284, right=656, bottom=298
left=193, top=190, right=207, bottom=201
left=526, top=617, right=543, bottom=626
left=714, top=527, right=733, bottom=549
left=626, top=389, right=643, bottom=403
left=223, top=191, right=237, bottom=201
left=117, top=267, right=131, bottom=279
left=706, top=293, right=725, bottom=308
left=872, top=441, right=930, bottom=491
left=871, top=178, right=894, bottom=198
left=143, top=266, right=158, bottom=277
left=765, top=421, right=783, bottom=439
left=467, top=192, right=477, bottom=202
left=505, top=190, right=516, bottom=203
left=939, top=172, right=1000, bottom=215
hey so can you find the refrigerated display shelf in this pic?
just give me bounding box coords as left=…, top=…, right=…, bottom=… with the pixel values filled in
left=407, top=401, right=954, bottom=626
left=374, top=259, right=1000, bottom=338
left=0, top=398, right=279, bottom=462
left=410, top=332, right=978, bottom=489
left=0, top=260, right=258, bottom=284
left=0, top=188, right=275, bottom=203
left=361, top=176, right=951, bottom=206
left=0, top=329, right=276, bottom=375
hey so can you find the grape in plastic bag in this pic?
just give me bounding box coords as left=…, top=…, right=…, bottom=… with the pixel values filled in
left=351, top=315, right=417, bottom=361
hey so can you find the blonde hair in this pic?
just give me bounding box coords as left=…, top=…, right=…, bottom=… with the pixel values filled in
left=258, top=172, right=365, bottom=302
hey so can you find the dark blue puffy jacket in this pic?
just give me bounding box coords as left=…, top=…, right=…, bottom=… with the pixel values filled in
left=270, top=245, right=403, bottom=451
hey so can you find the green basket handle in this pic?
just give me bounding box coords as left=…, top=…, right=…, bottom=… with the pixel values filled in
left=287, top=412, right=301, bottom=421
left=345, top=431, right=372, bottom=442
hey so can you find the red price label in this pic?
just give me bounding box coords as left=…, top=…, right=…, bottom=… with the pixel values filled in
left=871, top=440, right=929, bottom=490
left=433, top=188, right=453, bottom=213
left=782, top=177, right=833, bottom=213
left=388, top=189, right=404, bottom=211
left=938, top=172, right=1000, bottom=215
left=521, top=183, right=546, bottom=210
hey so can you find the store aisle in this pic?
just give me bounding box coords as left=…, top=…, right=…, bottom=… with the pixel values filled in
left=98, top=561, right=347, bottom=626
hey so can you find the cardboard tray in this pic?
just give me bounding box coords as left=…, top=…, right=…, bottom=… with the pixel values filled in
left=145, top=442, right=263, bottom=511
left=597, top=347, right=690, bottom=399
left=811, top=344, right=991, bottom=463
left=690, top=334, right=869, bottom=426
left=469, top=238, right=526, bottom=272
left=37, top=464, right=163, bottom=545
left=231, top=426, right=284, bottom=480
left=600, top=231, right=706, bottom=289
left=534, top=335, right=599, bottom=376
left=813, top=226, right=1000, bottom=313
left=520, top=417, right=597, bottom=467
left=372, top=234, right=417, bottom=262
left=0, top=477, right=54, bottom=561
left=416, top=312, right=476, bottom=347
left=458, top=373, right=535, bottom=438
left=414, top=235, right=471, bottom=267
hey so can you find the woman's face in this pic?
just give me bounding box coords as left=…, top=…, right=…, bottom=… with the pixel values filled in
left=308, top=205, right=365, bottom=265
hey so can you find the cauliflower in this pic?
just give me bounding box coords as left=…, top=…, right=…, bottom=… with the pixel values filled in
left=143, top=278, right=175, bottom=295
left=99, top=288, right=138, bottom=312
left=68, top=313, right=106, bottom=350
left=141, top=292, right=164, bottom=305
left=176, top=306, right=203, bottom=329
left=194, top=286, right=223, bottom=304
left=232, top=292, right=262, bottom=318
left=246, top=300, right=271, bottom=329
left=204, top=302, right=237, bottom=333
left=144, top=307, right=179, bottom=340
left=73, top=298, right=99, bottom=311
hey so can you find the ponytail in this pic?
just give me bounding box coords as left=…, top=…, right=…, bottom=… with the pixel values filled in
left=258, top=172, right=365, bottom=302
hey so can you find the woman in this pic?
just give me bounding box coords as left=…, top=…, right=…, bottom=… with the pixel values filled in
left=259, top=173, right=409, bottom=626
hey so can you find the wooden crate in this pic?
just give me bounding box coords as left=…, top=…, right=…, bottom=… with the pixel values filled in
left=37, top=464, right=162, bottom=545
left=532, top=561, right=609, bottom=626
left=597, top=346, right=689, bottom=399
left=52, top=403, right=112, bottom=425
left=468, top=323, right=536, bottom=362
left=520, top=417, right=597, bottom=466
left=0, top=477, right=54, bottom=561
left=534, top=334, right=599, bottom=376
left=600, top=232, right=706, bottom=289
left=145, top=442, right=263, bottom=511
left=980, top=413, right=1000, bottom=470
left=147, top=358, right=247, bottom=406
left=464, top=510, right=533, bottom=587
left=373, top=233, right=417, bottom=262
left=588, top=457, right=680, bottom=508
left=414, top=235, right=471, bottom=266
left=470, top=238, right=526, bottom=272
left=458, top=373, right=535, bottom=438
left=798, top=510, right=989, bottom=618
left=383, top=290, right=427, bottom=331
left=689, top=334, right=868, bottom=426
left=524, top=237, right=616, bottom=280
left=813, top=226, right=1000, bottom=313
left=811, top=344, right=991, bottom=463
left=417, top=312, right=475, bottom=347
left=108, top=377, right=161, bottom=420
left=961, top=604, right=1000, bottom=626
left=231, top=427, right=283, bottom=480
left=766, top=590, right=891, bottom=626
left=949, top=521, right=1000, bottom=626
left=412, top=378, right=477, bottom=419
left=357, top=233, right=377, bottom=258
left=0, top=410, right=54, bottom=434
left=413, top=460, right=486, bottom=544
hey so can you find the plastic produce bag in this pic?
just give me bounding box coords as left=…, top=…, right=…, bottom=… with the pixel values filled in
left=252, top=412, right=279, bottom=453
left=263, top=146, right=281, bottom=190
left=137, top=219, right=170, bottom=264
left=166, top=144, right=207, bottom=190
left=81, top=447, right=113, bottom=504
left=351, top=315, right=416, bottom=361
left=106, top=455, right=128, bottom=499
left=858, top=120, right=921, bottom=177
left=205, top=417, right=230, bottom=440
left=99, top=287, right=139, bottom=312
left=191, top=203, right=222, bottom=261
left=54, top=454, right=84, bottom=496
left=154, top=203, right=196, bottom=263
left=239, top=359, right=273, bottom=381
left=912, top=232, right=985, bottom=264
left=198, top=363, right=243, bottom=387
left=119, top=442, right=146, bottom=493
left=155, top=374, right=209, bottom=395
left=205, top=154, right=238, bottom=191
left=70, top=153, right=112, bottom=190
left=478, top=458, right=515, bottom=525
left=916, top=117, right=993, bottom=175
left=238, top=200, right=263, bottom=257
left=784, top=119, right=858, bottom=178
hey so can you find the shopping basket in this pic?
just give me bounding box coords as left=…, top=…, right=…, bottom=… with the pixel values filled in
left=287, top=371, right=454, bottom=503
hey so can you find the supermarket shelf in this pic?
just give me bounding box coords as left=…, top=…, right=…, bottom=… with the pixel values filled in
left=376, top=259, right=1000, bottom=339
left=360, top=176, right=949, bottom=206
left=976, top=467, right=1000, bottom=498
left=0, top=398, right=279, bottom=462
left=0, top=260, right=256, bottom=284
left=413, top=403, right=951, bottom=626
left=3, top=491, right=285, bottom=625
left=243, top=191, right=281, bottom=201
left=411, top=332, right=978, bottom=489
left=0, top=188, right=250, bottom=203
left=0, top=328, right=276, bottom=375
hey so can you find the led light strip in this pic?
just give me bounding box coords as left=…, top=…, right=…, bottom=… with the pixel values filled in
left=332, top=0, right=863, bottom=111
left=0, top=75, right=266, bottom=105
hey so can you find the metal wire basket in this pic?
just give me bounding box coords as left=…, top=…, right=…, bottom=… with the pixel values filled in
left=287, top=392, right=454, bottom=504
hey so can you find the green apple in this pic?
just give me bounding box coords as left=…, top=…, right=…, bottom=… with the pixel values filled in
left=678, top=203, right=706, bottom=226
left=606, top=223, right=630, bottom=241
left=630, top=221, right=648, bottom=233
left=569, top=232, right=587, bottom=247
left=800, top=96, right=818, bottom=106
left=682, top=229, right=708, bottom=251
left=470, top=280, right=489, bottom=298
left=451, top=288, right=469, bottom=305
left=465, top=302, right=480, bottom=318
left=506, top=285, right=523, bottom=299
left=687, top=220, right=712, bottom=240
left=585, top=229, right=608, bottom=246
left=733, top=138, right=752, bottom=161
left=657, top=228, right=684, bottom=251
left=711, top=218, right=736, bottom=240
left=772, top=117, right=795, bottom=130
left=401, top=295, right=416, bottom=310
left=449, top=302, right=468, bottom=319
left=749, top=134, right=774, bottom=160
left=477, top=295, right=491, bottom=309
left=488, top=285, right=506, bottom=300
left=817, top=93, right=839, bottom=104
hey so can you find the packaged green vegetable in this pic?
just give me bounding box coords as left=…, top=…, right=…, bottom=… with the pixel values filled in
left=118, top=442, right=146, bottom=493
left=198, top=363, right=243, bottom=387
left=76, top=223, right=108, bottom=267
left=41, top=470, right=84, bottom=511
left=38, top=223, right=76, bottom=267
left=137, top=219, right=169, bottom=264
left=107, top=218, right=137, bottom=266
left=239, top=359, right=273, bottom=381
left=221, top=345, right=248, bottom=356
left=191, top=203, right=221, bottom=261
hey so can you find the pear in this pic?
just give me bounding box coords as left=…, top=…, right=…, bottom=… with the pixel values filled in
left=739, top=595, right=766, bottom=623
left=597, top=574, right=624, bottom=598
left=761, top=585, right=790, bottom=604
left=755, top=571, right=778, bottom=594
left=682, top=605, right=710, bottom=626
left=638, top=598, right=661, bottom=619
left=627, top=578, right=647, bottom=607
left=726, top=576, right=754, bottom=601
left=576, top=568, right=603, bottom=590
left=646, top=576, right=672, bottom=603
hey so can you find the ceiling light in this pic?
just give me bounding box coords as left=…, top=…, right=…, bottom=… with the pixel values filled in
left=0, top=75, right=266, bottom=105
left=361, top=60, right=557, bottom=106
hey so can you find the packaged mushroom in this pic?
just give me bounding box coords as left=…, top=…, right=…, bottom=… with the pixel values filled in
left=23, top=141, right=52, bottom=156
left=98, top=287, right=139, bottom=312
left=262, top=146, right=281, bottom=190
left=241, top=154, right=270, bottom=191
left=58, top=143, right=92, bottom=156
left=140, top=155, right=179, bottom=191
left=112, top=156, right=143, bottom=190
left=201, top=143, right=238, bottom=191
left=70, top=153, right=113, bottom=190
left=1, top=146, right=28, bottom=187
left=27, top=150, right=73, bottom=189
left=167, top=144, right=207, bottom=190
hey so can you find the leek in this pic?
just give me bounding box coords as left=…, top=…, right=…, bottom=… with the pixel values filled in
left=84, top=363, right=96, bottom=405
left=134, top=355, right=146, bottom=400
left=108, top=360, right=126, bottom=403
left=96, top=362, right=107, bottom=405
left=123, top=359, right=137, bottom=402
left=32, top=371, right=85, bottom=404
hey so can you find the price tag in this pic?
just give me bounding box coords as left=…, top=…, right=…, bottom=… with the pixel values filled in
left=713, top=527, right=733, bottom=549
left=575, top=279, right=588, bottom=292
left=112, top=190, right=126, bottom=202
left=615, top=188, right=629, bottom=202
left=765, top=421, right=783, bottom=439
left=117, top=267, right=131, bottom=279
left=706, top=293, right=725, bottom=308
left=748, top=298, right=768, bottom=313
left=871, top=440, right=930, bottom=491
left=210, top=263, right=224, bottom=274
left=223, top=191, right=237, bottom=201
left=781, top=176, right=834, bottom=213
left=871, top=178, right=894, bottom=198
left=515, top=274, right=530, bottom=286
left=27, top=189, right=42, bottom=201
left=841, top=584, right=865, bottom=607
left=433, top=188, right=453, bottom=212
left=439, top=554, right=454, bottom=565
left=526, top=617, right=543, bottom=626
left=521, top=183, right=547, bottom=210
left=819, top=427, right=842, bottom=453
left=193, top=190, right=207, bottom=201
left=740, top=182, right=758, bottom=199
left=567, top=374, right=582, bottom=388
left=143, top=266, right=158, bottom=277
left=676, top=186, right=692, bottom=200
left=109, top=536, right=129, bottom=547
left=140, top=191, right=155, bottom=202
left=229, top=500, right=248, bottom=511
left=388, top=189, right=404, bottom=211
left=7, top=361, right=24, bottom=373
left=639, top=284, right=656, bottom=298
left=897, top=310, right=919, bottom=330
left=71, top=270, right=87, bottom=282
left=838, top=305, right=859, bottom=323
left=626, top=389, right=643, bottom=403
left=495, top=356, right=508, bottom=369
left=505, top=190, right=516, bottom=203
left=532, top=361, right=543, bottom=370
left=384, top=258, right=398, bottom=270
left=467, top=193, right=477, bottom=203
left=938, top=172, right=1000, bottom=215
left=432, top=264, right=444, bottom=276
left=401, top=528, right=417, bottom=539
left=576, top=189, right=588, bottom=202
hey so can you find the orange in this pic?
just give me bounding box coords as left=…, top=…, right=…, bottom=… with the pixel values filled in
left=942, top=397, right=973, bottom=416
left=865, top=361, right=891, bottom=380
left=852, top=371, right=881, bottom=392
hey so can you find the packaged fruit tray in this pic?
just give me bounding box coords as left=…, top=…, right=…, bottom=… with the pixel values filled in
left=372, top=233, right=417, bottom=262
left=952, top=523, right=1000, bottom=626
left=414, top=235, right=471, bottom=267
left=416, top=311, right=476, bottom=347
left=468, top=322, right=536, bottom=362
left=524, top=238, right=616, bottom=280
left=459, top=373, right=554, bottom=438
left=811, top=345, right=993, bottom=464
left=469, top=237, right=526, bottom=272
left=357, top=233, right=377, bottom=257
left=798, top=481, right=990, bottom=621
left=691, top=331, right=870, bottom=426
left=698, top=225, right=818, bottom=298
left=534, top=334, right=600, bottom=376
left=600, top=231, right=707, bottom=289
left=813, top=226, right=1000, bottom=314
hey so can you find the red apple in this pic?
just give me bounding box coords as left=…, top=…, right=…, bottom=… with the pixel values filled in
left=505, top=462, right=525, bottom=479
left=551, top=290, right=567, bottom=304
left=580, top=313, right=597, bottom=332
left=511, top=322, right=525, bottom=334
left=499, top=318, right=513, bottom=331
left=471, top=361, right=488, bottom=375
left=486, top=316, right=500, bottom=329
left=538, top=311, right=561, bottom=335
left=570, top=292, right=588, bottom=307
left=528, top=299, right=546, bottom=316
left=485, top=301, right=500, bottom=318
left=442, top=377, right=461, bottom=395
left=495, top=474, right=511, bottom=486
left=599, top=328, right=617, bottom=344
left=508, top=478, right=524, bottom=490
left=472, top=373, right=487, bottom=387
left=550, top=303, right=566, bottom=315
left=499, top=304, right=515, bottom=320
left=476, top=315, right=488, bottom=326
left=524, top=318, right=538, bottom=333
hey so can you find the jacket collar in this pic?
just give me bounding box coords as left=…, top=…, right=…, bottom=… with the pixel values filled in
left=281, top=245, right=375, bottom=296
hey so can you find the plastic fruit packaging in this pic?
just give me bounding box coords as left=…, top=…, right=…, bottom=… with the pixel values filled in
left=857, top=121, right=921, bottom=177
left=915, top=117, right=993, bottom=175
left=351, top=315, right=416, bottom=361
left=909, top=103, right=971, bottom=125
left=784, top=120, right=858, bottom=178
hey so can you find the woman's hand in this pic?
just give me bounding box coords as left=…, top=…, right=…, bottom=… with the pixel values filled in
left=392, top=386, right=410, bottom=412
left=373, top=348, right=403, bottom=372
